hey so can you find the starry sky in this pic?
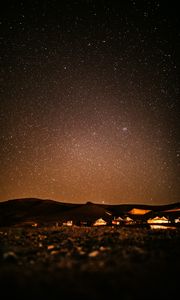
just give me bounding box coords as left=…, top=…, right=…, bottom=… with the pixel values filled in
left=1, top=0, right=180, bottom=204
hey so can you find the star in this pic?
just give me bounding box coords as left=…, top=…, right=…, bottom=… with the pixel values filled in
left=0, top=0, right=179, bottom=204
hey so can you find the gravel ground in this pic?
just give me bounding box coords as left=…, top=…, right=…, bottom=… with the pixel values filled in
left=0, top=226, right=179, bottom=300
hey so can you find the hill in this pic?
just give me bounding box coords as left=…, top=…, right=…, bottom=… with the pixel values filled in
left=0, top=198, right=179, bottom=226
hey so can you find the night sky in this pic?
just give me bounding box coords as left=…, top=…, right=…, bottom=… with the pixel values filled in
left=1, top=0, right=180, bottom=204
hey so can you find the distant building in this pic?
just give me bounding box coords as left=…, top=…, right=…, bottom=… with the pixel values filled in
left=32, top=222, right=38, bottom=227
left=112, top=216, right=124, bottom=225
left=63, top=220, right=73, bottom=226
left=128, top=208, right=151, bottom=215
left=93, top=218, right=107, bottom=226
left=124, top=216, right=134, bottom=224
left=175, top=217, right=180, bottom=223
left=147, top=216, right=169, bottom=224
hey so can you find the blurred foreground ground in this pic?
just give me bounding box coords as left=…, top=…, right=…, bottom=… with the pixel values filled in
left=0, top=226, right=179, bottom=300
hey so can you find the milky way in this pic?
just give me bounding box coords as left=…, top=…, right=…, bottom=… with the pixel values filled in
left=1, top=1, right=180, bottom=204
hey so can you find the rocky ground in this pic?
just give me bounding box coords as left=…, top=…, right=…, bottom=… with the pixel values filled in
left=0, top=226, right=179, bottom=300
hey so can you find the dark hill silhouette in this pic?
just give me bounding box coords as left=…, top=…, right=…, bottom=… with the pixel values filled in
left=0, top=198, right=179, bottom=226
left=58, top=202, right=112, bottom=223
left=0, top=198, right=80, bottom=226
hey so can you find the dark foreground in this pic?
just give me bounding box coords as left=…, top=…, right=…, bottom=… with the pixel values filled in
left=0, top=226, right=180, bottom=300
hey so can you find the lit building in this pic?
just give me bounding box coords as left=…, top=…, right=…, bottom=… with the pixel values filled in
left=93, top=218, right=107, bottom=226
left=147, top=216, right=169, bottom=224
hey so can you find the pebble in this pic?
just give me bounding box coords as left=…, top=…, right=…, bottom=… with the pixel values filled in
left=3, top=251, right=18, bottom=262
left=88, top=250, right=99, bottom=257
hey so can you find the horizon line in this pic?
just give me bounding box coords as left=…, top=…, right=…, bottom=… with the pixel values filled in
left=0, top=197, right=179, bottom=206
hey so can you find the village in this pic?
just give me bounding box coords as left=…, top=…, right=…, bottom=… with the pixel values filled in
left=1, top=199, right=179, bottom=229
left=23, top=206, right=180, bottom=229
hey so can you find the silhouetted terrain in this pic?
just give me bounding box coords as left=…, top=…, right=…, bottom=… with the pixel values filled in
left=0, top=198, right=179, bottom=226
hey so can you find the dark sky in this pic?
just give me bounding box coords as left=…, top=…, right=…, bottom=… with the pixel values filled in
left=1, top=0, right=180, bottom=204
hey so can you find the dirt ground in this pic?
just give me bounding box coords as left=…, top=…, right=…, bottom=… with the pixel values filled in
left=0, top=226, right=179, bottom=300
